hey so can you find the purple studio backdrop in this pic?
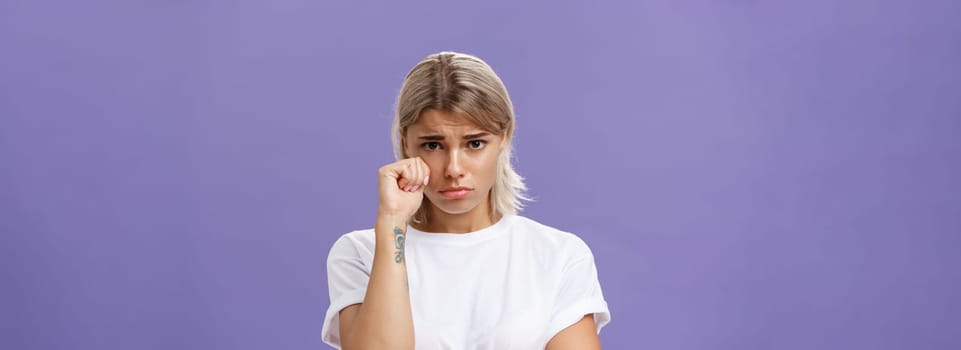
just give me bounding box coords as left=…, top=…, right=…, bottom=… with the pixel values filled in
left=2, top=0, right=959, bottom=349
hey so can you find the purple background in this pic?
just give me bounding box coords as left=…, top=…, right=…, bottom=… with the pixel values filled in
left=2, top=0, right=959, bottom=349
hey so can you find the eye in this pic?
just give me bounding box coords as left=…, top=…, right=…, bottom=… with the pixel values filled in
left=421, top=142, right=442, bottom=151
left=468, top=140, right=487, bottom=149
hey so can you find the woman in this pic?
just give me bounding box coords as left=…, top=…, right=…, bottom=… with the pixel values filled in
left=322, top=51, right=611, bottom=349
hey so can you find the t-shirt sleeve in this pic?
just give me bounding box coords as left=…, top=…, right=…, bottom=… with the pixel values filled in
left=321, top=234, right=370, bottom=349
left=546, top=239, right=612, bottom=340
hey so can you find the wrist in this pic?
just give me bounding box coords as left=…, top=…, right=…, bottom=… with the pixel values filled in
left=376, top=209, right=410, bottom=223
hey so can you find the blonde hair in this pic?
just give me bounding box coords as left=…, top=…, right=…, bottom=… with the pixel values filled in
left=392, top=51, right=529, bottom=224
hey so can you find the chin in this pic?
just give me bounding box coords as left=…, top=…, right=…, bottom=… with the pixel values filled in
left=432, top=202, right=478, bottom=215
left=426, top=196, right=482, bottom=216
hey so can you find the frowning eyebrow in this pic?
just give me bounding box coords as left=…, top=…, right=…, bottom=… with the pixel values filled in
left=417, top=132, right=490, bottom=141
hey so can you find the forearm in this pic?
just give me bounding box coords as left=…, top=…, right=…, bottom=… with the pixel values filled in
left=342, top=213, right=415, bottom=349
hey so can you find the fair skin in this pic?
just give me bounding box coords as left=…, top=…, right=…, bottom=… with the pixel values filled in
left=336, top=109, right=601, bottom=349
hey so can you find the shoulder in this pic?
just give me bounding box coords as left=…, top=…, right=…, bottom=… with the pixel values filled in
left=327, top=228, right=376, bottom=260
left=510, top=215, right=596, bottom=261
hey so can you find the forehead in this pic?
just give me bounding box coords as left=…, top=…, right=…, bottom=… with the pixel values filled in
left=408, top=109, right=484, bottom=134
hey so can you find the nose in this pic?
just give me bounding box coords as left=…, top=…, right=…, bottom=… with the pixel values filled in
left=445, top=149, right=465, bottom=179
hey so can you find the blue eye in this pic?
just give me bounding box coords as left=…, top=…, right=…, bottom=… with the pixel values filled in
left=468, top=140, right=486, bottom=149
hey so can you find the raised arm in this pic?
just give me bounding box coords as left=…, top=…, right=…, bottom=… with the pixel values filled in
left=336, top=157, right=430, bottom=350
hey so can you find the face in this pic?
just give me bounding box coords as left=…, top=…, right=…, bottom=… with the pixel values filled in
left=404, top=109, right=506, bottom=217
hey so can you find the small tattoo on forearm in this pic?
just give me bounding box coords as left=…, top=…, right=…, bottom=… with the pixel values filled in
left=393, top=227, right=406, bottom=263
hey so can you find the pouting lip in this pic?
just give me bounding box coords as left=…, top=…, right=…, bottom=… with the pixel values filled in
left=439, top=186, right=473, bottom=192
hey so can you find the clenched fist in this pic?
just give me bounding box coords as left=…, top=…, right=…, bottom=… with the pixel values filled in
left=378, top=157, right=431, bottom=219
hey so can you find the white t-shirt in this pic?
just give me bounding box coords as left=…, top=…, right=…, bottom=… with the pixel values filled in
left=321, top=214, right=611, bottom=349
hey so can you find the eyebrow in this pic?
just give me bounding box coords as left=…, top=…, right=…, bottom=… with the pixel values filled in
left=417, top=132, right=490, bottom=141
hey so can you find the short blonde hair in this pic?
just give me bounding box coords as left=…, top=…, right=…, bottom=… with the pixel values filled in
left=392, top=51, right=529, bottom=224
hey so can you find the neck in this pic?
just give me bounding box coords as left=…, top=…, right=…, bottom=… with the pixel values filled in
left=416, top=198, right=501, bottom=234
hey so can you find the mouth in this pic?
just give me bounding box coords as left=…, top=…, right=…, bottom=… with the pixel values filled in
left=439, top=187, right=473, bottom=199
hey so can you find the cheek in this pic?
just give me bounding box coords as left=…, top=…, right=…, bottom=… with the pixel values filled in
left=480, top=153, right=500, bottom=182
left=421, top=157, right=443, bottom=176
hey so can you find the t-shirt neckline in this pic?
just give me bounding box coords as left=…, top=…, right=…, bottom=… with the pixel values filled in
left=406, top=214, right=515, bottom=245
